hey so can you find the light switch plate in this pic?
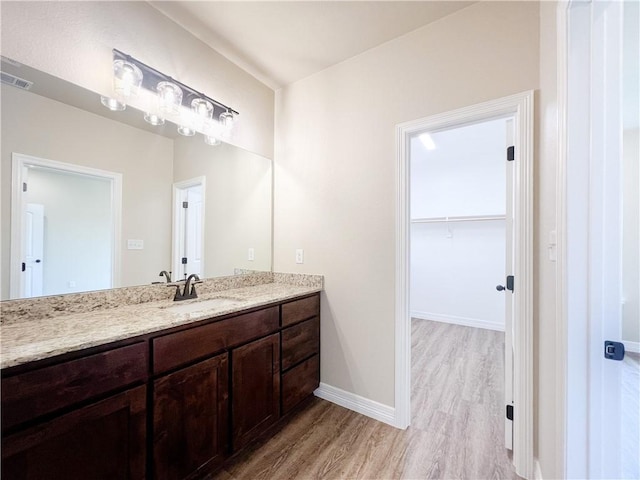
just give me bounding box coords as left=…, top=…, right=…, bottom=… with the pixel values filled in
left=127, top=239, right=144, bottom=250
left=295, top=249, right=304, bottom=264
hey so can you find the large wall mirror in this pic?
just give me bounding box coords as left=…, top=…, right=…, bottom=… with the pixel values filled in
left=1, top=59, right=272, bottom=301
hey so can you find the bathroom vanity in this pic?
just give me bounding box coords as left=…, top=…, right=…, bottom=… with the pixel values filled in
left=0, top=281, right=321, bottom=479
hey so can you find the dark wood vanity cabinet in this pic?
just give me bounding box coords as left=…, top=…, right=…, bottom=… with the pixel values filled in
left=1, top=292, right=321, bottom=480
left=2, top=385, right=146, bottom=480
left=153, top=354, right=229, bottom=480
left=232, top=333, right=280, bottom=450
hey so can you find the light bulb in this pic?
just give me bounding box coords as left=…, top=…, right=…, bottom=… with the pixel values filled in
left=157, top=81, right=183, bottom=115
left=219, top=111, right=234, bottom=128
left=144, top=112, right=165, bottom=126
left=100, top=95, right=126, bottom=111
left=178, top=125, right=196, bottom=136
left=113, top=60, right=143, bottom=99
left=192, top=98, right=213, bottom=120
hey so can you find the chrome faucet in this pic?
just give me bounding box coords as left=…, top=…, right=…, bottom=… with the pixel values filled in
left=159, top=270, right=172, bottom=283
left=169, top=273, right=202, bottom=301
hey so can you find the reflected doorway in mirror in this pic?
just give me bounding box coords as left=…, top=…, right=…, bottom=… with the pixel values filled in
left=10, top=153, right=122, bottom=299
left=172, top=177, right=205, bottom=282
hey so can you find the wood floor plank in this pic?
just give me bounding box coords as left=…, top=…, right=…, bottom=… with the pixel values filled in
left=212, top=319, right=520, bottom=480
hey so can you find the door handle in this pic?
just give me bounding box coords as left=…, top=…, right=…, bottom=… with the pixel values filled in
left=35, top=259, right=41, bottom=263
left=496, top=285, right=506, bottom=291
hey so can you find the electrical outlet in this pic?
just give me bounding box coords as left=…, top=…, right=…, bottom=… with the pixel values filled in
left=248, top=248, right=255, bottom=261
left=295, top=249, right=304, bottom=264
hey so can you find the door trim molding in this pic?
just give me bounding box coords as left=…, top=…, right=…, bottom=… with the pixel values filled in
left=394, top=91, right=534, bottom=479
left=10, top=153, right=122, bottom=299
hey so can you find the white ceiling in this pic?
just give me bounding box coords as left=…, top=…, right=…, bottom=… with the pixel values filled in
left=150, top=1, right=474, bottom=89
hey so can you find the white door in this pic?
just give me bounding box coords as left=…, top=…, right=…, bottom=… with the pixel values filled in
left=503, top=118, right=515, bottom=450
left=23, top=203, right=44, bottom=297
left=172, top=179, right=205, bottom=281
left=565, top=1, right=639, bottom=477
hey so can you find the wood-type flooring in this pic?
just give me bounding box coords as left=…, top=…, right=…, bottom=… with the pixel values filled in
left=211, top=319, right=520, bottom=479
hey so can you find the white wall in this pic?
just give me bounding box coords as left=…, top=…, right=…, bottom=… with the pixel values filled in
left=410, top=119, right=507, bottom=330
left=26, top=169, right=112, bottom=295
left=0, top=1, right=274, bottom=159
left=274, top=1, right=540, bottom=407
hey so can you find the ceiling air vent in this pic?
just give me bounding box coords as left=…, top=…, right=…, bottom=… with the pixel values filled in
left=1, top=71, right=33, bottom=90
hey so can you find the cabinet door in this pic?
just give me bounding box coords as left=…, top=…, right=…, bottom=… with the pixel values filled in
left=153, top=353, right=229, bottom=480
left=232, top=333, right=280, bottom=450
left=1, top=385, right=146, bottom=480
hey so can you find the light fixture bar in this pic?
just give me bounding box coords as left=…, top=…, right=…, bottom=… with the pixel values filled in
left=112, top=49, right=239, bottom=120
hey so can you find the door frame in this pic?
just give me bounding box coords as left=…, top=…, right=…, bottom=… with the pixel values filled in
left=10, top=153, right=122, bottom=299
left=172, top=176, right=206, bottom=281
left=556, top=1, right=629, bottom=478
left=394, top=91, right=534, bottom=479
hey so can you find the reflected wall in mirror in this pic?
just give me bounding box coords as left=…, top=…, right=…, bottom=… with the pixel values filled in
left=1, top=60, right=272, bottom=301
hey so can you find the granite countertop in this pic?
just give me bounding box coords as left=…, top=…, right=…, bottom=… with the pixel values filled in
left=1, top=282, right=321, bottom=369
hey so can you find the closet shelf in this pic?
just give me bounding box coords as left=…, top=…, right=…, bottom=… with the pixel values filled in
left=411, top=214, right=506, bottom=224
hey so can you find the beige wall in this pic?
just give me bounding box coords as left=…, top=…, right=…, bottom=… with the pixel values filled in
left=1, top=86, right=174, bottom=300
left=274, top=1, right=540, bottom=407
left=173, top=137, right=272, bottom=277
left=0, top=1, right=274, bottom=159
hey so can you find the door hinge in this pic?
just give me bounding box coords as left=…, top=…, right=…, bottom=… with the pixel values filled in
left=22, top=182, right=27, bottom=192
left=506, top=404, right=514, bottom=421
left=506, top=275, right=514, bottom=292
left=604, top=341, right=625, bottom=361
left=182, top=201, right=188, bottom=209
left=181, top=257, right=188, bottom=265
left=507, top=146, right=515, bottom=161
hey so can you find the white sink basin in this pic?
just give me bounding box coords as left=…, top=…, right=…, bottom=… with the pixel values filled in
left=159, top=297, right=242, bottom=314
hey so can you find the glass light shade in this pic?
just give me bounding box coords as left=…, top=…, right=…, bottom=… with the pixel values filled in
left=204, top=135, right=221, bottom=146
left=191, top=98, right=213, bottom=120
left=113, top=60, right=143, bottom=98
left=100, top=95, right=126, bottom=111
left=177, top=125, right=196, bottom=136
left=219, top=111, right=234, bottom=128
left=144, top=112, right=165, bottom=126
left=157, top=81, right=183, bottom=115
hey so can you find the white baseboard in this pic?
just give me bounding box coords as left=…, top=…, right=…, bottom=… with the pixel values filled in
left=411, top=310, right=505, bottom=332
left=314, top=382, right=396, bottom=427
left=623, top=340, right=640, bottom=353
left=534, top=458, right=543, bottom=480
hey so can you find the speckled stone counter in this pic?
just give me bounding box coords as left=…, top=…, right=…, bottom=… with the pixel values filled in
left=1, top=273, right=323, bottom=369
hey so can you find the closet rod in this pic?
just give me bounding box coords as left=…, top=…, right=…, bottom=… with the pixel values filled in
left=411, top=214, right=506, bottom=224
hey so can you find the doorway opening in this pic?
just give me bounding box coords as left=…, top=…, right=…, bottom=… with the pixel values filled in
left=10, top=153, right=122, bottom=299
left=409, top=117, right=515, bottom=471
left=172, top=177, right=206, bottom=282
left=395, top=91, right=534, bottom=479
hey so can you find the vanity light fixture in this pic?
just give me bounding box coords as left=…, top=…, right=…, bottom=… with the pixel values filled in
left=100, top=49, right=239, bottom=143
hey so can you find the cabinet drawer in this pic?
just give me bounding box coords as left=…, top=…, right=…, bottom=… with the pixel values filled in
left=2, top=342, right=147, bottom=432
left=153, top=306, right=279, bottom=374
left=281, top=294, right=320, bottom=327
left=281, top=317, right=319, bottom=371
left=281, top=354, right=319, bottom=414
